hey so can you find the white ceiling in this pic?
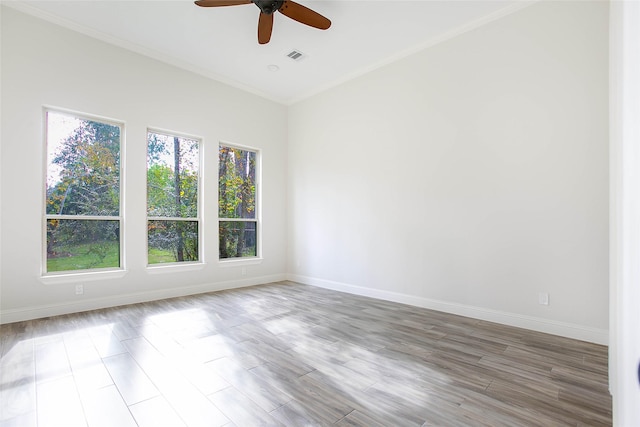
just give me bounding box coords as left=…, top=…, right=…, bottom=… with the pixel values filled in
left=6, top=0, right=528, bottom=104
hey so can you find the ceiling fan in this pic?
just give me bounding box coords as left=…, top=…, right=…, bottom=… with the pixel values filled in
left=194, top=0, right=331, bottom=44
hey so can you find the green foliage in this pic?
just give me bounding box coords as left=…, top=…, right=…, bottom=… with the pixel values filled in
left=146, top=133, right=200, bottom=263
left=46, top=117, right=120, bottom=216
left=219, top=221, right=257, bottom=259
left=45, top=113, right=122, bottom=272
left=218, top=146, right=256, bottom=219
left=218, top=146, right=257, bottom=259
left=147, top=164, right=176, bottom=216
left=148, top=220, right=198, bottom=264
left=146, top=134, right=199, bottom=218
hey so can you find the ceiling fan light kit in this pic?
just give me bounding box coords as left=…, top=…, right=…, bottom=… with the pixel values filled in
left=194, top=0, right=331, bottom=44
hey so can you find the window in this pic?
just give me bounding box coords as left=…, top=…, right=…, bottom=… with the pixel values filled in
left=147, top=131, right=200, bottom=264
left=44, top=110, right=122, bottom=273
left=219, top=144, right=259, bottom=259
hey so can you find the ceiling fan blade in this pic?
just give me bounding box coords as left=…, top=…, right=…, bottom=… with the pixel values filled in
left=278, top=0, right=331, bottom=30
left=258, top=12, right=274, bottom=44
left=194, top=0, right=252, bottom=7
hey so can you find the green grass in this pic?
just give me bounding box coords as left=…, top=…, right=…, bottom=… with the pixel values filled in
left=47, top=241, right=120, bottom=272
left=148, top=248, right=178, bottom=264
left=48, top=243, right=193, bottom=271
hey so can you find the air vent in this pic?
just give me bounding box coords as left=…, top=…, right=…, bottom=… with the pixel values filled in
left=286, top=50, right=305, bottom=62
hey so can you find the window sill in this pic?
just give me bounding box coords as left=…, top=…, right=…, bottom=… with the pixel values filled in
left=147, top=262, right=205, bottom=274
left=40, top=269, right=128, bottom=285
left=219, top=257, right=263, bottom=267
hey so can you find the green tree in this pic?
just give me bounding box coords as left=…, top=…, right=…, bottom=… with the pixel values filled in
left=47, top=120, right=120, bottom=216
left=219, top=146, right=256, bottom=258
left=46, top=115, right=121, bottom=270
left=147, top=132, right=199, bottom=263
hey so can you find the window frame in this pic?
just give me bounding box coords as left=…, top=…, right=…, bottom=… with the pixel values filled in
left=218, top=141, right=262, bottom=262
left=146, top=128, right=203, bottom=268
left=42, top=107, right=125, bottom=277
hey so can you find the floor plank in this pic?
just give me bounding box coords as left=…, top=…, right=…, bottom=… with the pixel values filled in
left=208, top=386, right=284, bottom=426
left=102, top=352, right=159, bottom=405
left=0, top=281, right=611, bottom=426
left=36, top=376, right=86, bottom=427
left=129, top=396, right=186, bottom=427
left=79, top=385, right=138, bottom=427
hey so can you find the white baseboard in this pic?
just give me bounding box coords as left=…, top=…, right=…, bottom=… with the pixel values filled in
left=288, top=274, right=609, bottom=346
left=0, top=274, right=287, bottom=324
left=2, top=273, right=609, bottom=346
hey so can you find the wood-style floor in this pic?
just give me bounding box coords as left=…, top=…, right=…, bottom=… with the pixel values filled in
left=0, top=282, right=611, bottom=427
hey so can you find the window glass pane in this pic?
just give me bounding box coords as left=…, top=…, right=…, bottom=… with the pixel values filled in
left=46, top=219, right=120, bottom=272
left=46, top=111, right=120, bottom=216
left=147, top=132, right=199, bottom=218
left=219, top=146, right=256, bottom=219
left=219, top=221, right=256, bottom=259
left=148, top=220, right=199, bottom=264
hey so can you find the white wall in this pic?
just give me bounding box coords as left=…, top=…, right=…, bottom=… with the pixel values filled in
left=0, top=7, right=288, bottom=322
left=288, top=1, right=609, bottom=344
left=609, top=1, right=640, bottom=424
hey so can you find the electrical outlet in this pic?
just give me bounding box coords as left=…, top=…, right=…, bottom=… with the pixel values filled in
left=538, top=292, right=549, bottom=305
left=75, top=284, right=84, bottom=295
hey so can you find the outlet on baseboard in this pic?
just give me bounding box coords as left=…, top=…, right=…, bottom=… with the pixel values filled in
left=538, top=292, right=549, bottom=305
left=75, top=284, right=84, bottom=295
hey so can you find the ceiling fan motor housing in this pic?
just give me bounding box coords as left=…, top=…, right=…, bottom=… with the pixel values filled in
left=254, top=0, right=284, bottom=15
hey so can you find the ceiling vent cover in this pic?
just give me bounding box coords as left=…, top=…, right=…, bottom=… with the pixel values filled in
left=286, top=50, right=305, bottom=61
